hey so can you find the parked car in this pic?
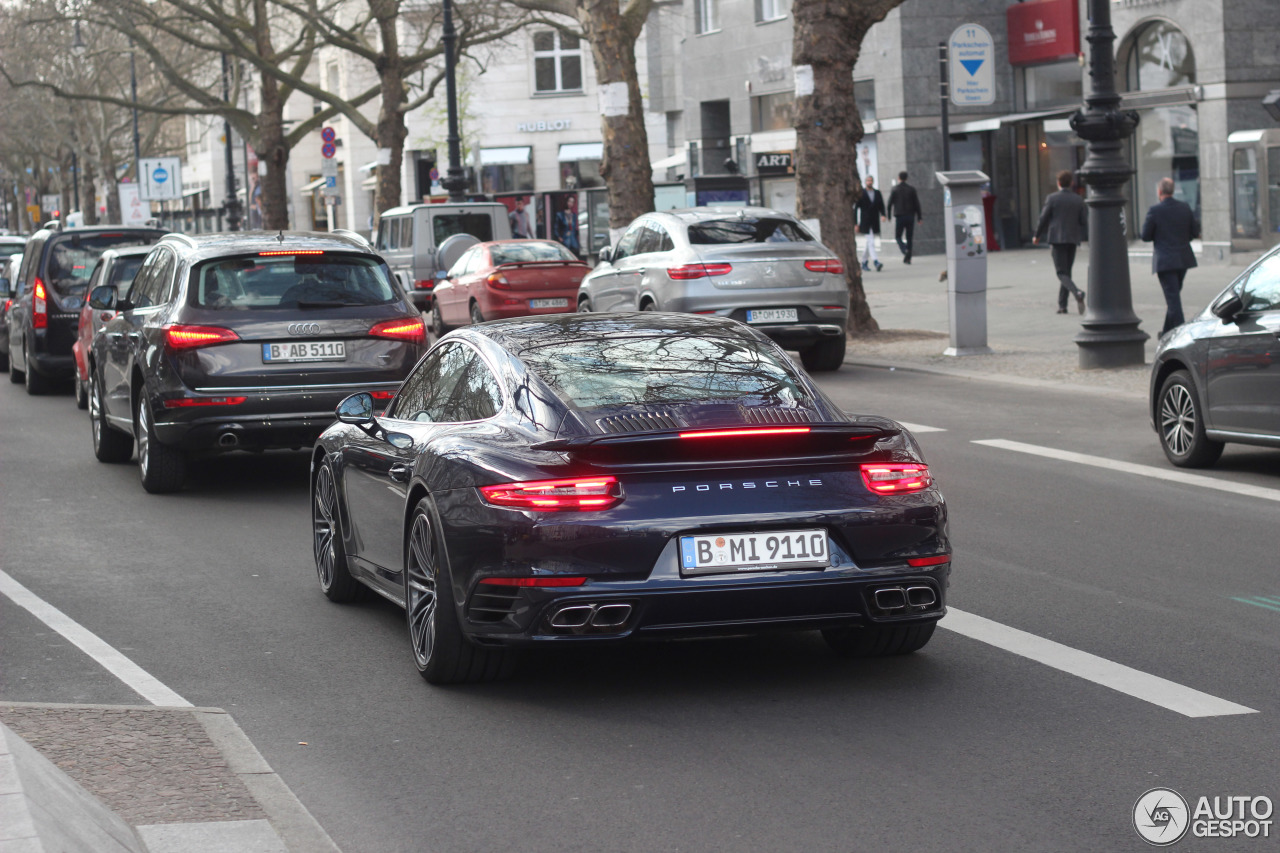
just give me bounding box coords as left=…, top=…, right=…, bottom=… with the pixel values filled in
left=72, top=246, right=151, bottom=409
left=376, top=202, right=513, bottom=312
left=88, top=231, right=427, bottom=494
left=577, top=207, right=850, bottom=372
left=0, top=238, right=27, bottom=372
left=310, top=312, right=949, bottom=684
left=431, top=239, right=591, bottom=332
left=1150, top=244, right=1280, bottom=467
left=8, top=224, right=166, bottom=394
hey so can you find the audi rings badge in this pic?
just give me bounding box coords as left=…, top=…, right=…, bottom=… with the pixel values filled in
left=288, top=323, right=322, bottom=336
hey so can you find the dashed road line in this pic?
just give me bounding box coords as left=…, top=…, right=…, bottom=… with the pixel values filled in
left=0, top=569, right=191, bottom=707
left=942, top=607, right=1257, bottom=718
left=1231, top=595, right=1280, bottom=615
left=973, top=439, right=1280, bottom=503
left=897, top=421, right=946, bottom=433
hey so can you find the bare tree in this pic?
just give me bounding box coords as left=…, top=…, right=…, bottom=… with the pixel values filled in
left=792, top=0, right=904, bottom=335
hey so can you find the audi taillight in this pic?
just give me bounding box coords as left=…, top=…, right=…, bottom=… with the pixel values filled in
left=666, top=263, right=733, bottom=280
left=162, top=396, right=247, bottom=408
left=370, top=390, right=396, bottom=400
left=477, top=576, right=588, bottom=587
left=32, top=278, right=47, bottom=329
left=805, top=259, right=845, bottom=274
left=369, top=317, right=426, bottom=345
left=679, top=426, right=810, bottom=439
left=164, top=324, right=240, bottom=350
left=480, top=476, right=623, bottom=511
left=413, top=279, right=434, bottom=290
left=486, top=272, right=510, bottom=289
left=860, top=463, right=932, bottom=495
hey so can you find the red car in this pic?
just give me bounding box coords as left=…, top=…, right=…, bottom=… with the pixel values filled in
left=430, top=239, right=589, bottom=333
left=72, top=247, right=150, bottom=409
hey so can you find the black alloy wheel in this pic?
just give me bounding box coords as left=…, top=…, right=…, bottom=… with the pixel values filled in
left=405, top=499, right=513, bottom=684
left=800, top=335, right=847, bottom=373
left=74, top=376, right=88, bottom=410
left=313, top=461, right=362, bottom=602
left=136, top=393, right=186, bottom=493
left=1157, top=370, right=1224, bottom=468
left=431, top=300, right=453, bottom=335
left=822, top=622, right=936, bottom=657
left=469, top=301, right=484, bottom=325
left=23, top=340, right=50, bottom=394
left=90, top=369, right=132, bottom=463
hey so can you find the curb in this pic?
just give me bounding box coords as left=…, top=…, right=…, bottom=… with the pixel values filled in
left=842, top=355, right=1148, bottom=401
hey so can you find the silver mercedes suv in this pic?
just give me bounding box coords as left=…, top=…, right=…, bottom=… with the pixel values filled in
left=576, top=207, right=849, bottom=371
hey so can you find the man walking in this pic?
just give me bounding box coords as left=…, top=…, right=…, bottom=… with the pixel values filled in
left=855, top=175, right=886, bottom=272
left=1141, top=177, right=1200, bottom=335
left=1033, top=169, right=1087, bottom=314
left=509, top=196, right=532, bottom=239
left=886, top=171, right=923, bottom=264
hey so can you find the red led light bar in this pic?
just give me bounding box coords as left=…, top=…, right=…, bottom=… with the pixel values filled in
left=164, top=324, right=240, bottom=349
left=678, top=427, right=811, bottom=439
left=477, top=576, right=588, bottom=587
left=162, top=396, right=247, bottom=408
left=369, top=390, right=396, bottom=400
left=480, top=476, right=623, bottom=511
left=258, top=250, right=325, bottom=256
left=369, top=317, right=426, bottom=344
left=860, top=463, right=932, bottom=495
left=906, top=554, right=951, bottom=567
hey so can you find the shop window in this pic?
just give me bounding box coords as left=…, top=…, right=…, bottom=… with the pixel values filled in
left=695, top=0, right=719, bottom=34
left=1123, top=21, right=1195, bottom=91
left=560, top=160, right=603, bottom=189
left=1233, top=148, right=1260, bottom=239
left=755, top=0, right=789, bottom=23
left=751, top=92, right=794, bottom=133
left=533, top=31, right=582, bottom=94
left=1024, top=61, right=1083, bottom=109
left=480, top=164, right=535, bottom=194
left=854, top=79, right=875, bottom=123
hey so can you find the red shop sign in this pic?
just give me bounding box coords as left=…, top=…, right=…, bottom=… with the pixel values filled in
left=1006, top=0, right=1080, bottom=66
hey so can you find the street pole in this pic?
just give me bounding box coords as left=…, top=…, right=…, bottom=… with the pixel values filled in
left=440, top=0, right=468, bottom=202
left=129, top=41, right=141, bottom=186
left=1070, top=0, right=1147, bottom=368
left=71, top=150, right=79, bottom=213
left=939, top=42, right=951, bottom=172
left=220, top=53, right=243, bottom=231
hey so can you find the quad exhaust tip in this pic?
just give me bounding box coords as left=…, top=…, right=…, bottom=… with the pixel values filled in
left=547, top=602, right=634, bottom=633
left=871, top=585, right=939, bottom=614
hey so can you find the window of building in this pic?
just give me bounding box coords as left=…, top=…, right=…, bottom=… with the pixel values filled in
left=478, top=147, right=534, bottom=194
left=854, top=79, right=876, bottom=122
left=755, top=0, right=789, bottom=22
left=751, top=92, right=794, bottom=133
left=695, top=0, right=719, bottom=34
left=533, top=31, right=583, bottom=94
left=187, top=116, right=211, bottom=155
left=1023, top=61, right=1083, bottom=110
left=1123, top=21, right=1195, bottom=91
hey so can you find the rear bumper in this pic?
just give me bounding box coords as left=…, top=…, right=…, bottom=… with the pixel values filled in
left=755, top=323, right=845, bottom=350
left=28, top=317, right=79, bottom=378
left=408, top=291, right=433, bottom=311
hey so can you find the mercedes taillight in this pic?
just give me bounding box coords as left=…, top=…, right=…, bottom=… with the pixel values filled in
left=666, top=263, right=733, bottom=280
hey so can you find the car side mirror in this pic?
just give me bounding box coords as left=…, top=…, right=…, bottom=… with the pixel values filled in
left=89, top=284, right=117, bottom=311
left=1210, top=290, right=1243, bottom=323
left=336, top=392, right=375, bottom=424
left=598, top=245, right=612, bottom=264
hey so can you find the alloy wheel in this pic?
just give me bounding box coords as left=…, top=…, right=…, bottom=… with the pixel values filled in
left=406, top=512, right=439, bottom=668
left=1160, top=382, right=1196, bottom=457
left=137, top=397, right=151, bottom=479
left=89, top=373, right=103, bottom=448
left=313, top=465, right=338, bottom=588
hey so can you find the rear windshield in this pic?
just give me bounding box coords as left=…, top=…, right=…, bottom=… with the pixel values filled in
left=190, top=254, right=397, bottom=309
left=110, top=257, right=146, bottom=297
left=490, top=242, right=578, bottom=265
left=432, top=213, right=494, bottom=246
left=0, top=245, right=23, bottom=260
left=687, top=217, right=814, bottom=245
left=519, top=334, right=809, bottom=409
left=47, top=233, right=158, bottom=290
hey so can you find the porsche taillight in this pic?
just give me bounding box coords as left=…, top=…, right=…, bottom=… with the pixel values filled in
left=33, top=278, right=47, bottom=329
left=860, top=463, right=932, bottom=495
left=479, top=476, right=623, bottom=511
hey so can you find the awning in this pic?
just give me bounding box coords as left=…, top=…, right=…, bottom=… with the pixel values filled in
left=949, top=107, right=1074, bottom=135
left=181, top=187, right=205, bottom=198
left=359, top=160, right=378, bottom=173
left=750, top=128, right=797, bottom=153
left=362, top=175, right=377, bottom=190
left=651, top=151, right=686, bottom=170
left=479, top=146, right=532, bottom=166
left=558, top=142, right=603, bottom=162
left=299, top=177, right=325, bottom=193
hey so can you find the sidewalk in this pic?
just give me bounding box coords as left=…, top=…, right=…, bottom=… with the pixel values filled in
left=841, top=244, right=1237, bottom=398
left=1, top=702, right=338, bottom=853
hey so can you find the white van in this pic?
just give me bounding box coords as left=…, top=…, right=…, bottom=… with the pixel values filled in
left=375, top=202, right=512, bottom=312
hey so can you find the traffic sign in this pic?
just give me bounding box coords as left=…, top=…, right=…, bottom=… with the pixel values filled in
left=321, top=127, right=336, bottom=143
left=321, top=157, right=338, bottom=179
left=949, top=24, right=995, bottom=107
left=139, top=157, right=183, bottom=201
left=321, top=142, right=336, bottom=159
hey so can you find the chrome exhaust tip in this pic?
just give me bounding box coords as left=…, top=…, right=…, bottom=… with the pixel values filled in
left=590, top=603, right=632, bottom=628
left=217, top=431, right=240, bottom=448
left=906, top=586, right=937, bottom=608
left=873, top=587, right=907, bottom=611
left=549, top=605, right=595, bottom=629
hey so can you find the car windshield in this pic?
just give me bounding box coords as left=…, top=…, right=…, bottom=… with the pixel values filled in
left=47, top=233, right=157, bottom=292
left=687, top=217, right=814, bottom=245
left=190, top=254, right=397, bottom=309
left=490, top=242, right=578, bottom=265
left=519, top=333, right=809, bottom=409
left=110, top=256, right=146, bottom=297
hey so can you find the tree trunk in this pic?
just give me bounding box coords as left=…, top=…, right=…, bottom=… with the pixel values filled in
left=793, top=0, right=903, bottom=335
left=577, top=1, right=653, bottom=235
left=83, top=158, right=99, bottom=225
left=373, top=13, right=407, bottom=219
left=256, top=78, right=291, bottom=230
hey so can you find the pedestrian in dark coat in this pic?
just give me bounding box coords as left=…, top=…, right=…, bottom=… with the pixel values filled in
left=1033, top=169, right=1088, bottom=314
left=886, top=171, right=923, bottom=263
left=855, top=175, right=886, bottom=271
left=1141, top=176, right=1200, bottom=335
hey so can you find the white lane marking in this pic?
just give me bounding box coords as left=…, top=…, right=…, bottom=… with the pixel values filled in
left=974, top=439, right=1280, bottom=503
left=0, top=569, right=191, bottom=707
left=897, top=421, right=946, bottom=433
left=943, top=608, right=1256, bottom=718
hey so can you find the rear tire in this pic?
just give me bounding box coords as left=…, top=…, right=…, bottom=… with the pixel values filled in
left=0, top=349, right=8, bottom=372
left=639, top=299, right=657, bottom=312
left=1157, top=370, right=1224, bottom=468
left=313, top=461, right=363, bottom=602
left=822, top=622, right=936, bottom=657
left=431, top=300, right=453, bottom=335
left=577, top=297, right=592, bottom=313
left=90, top=370, right=132, bottom=463
left=469, top=301, right=484, bottom=325
left=74, top=376, right=88, bottom=410
left=24, top=341, right=50, bottom=395
left=405, top=499, right=515, bottom=684
left=800, top=335, right=847, bottom=372
left=8, top=352, right=21, bottom=382
left=136, top=393, right=186, bottom=493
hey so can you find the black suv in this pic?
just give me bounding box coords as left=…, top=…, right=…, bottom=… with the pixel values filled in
left=7, top=224, right=166, bottom=393
left=87, top=231, right=427, bottom=493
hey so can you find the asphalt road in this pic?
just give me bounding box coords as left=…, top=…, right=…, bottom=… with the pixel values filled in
left=2, top=366, right=1278, bottom=852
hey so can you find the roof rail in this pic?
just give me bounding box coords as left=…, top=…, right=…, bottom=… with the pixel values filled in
left=331, top=229, right=372, bottom=249
left=44, top=221, right=63, bottom=233
left=163, top=232, right=199, bottom=248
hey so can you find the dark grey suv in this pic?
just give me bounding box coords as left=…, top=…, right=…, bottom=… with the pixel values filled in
left=87, top=231, right=427, bottom=493
left=1150, top=244, right=1280, bottom=467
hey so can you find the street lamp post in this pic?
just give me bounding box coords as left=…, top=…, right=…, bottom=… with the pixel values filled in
left=439, top=0, right=468, bottom=202
left=220, top=53, right=243, bottom=231
left=1069, top=0, right=1148, bottom=368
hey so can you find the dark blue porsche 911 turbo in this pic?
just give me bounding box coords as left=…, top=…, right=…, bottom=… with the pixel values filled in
left=310, top=312, right=950, bottom=684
